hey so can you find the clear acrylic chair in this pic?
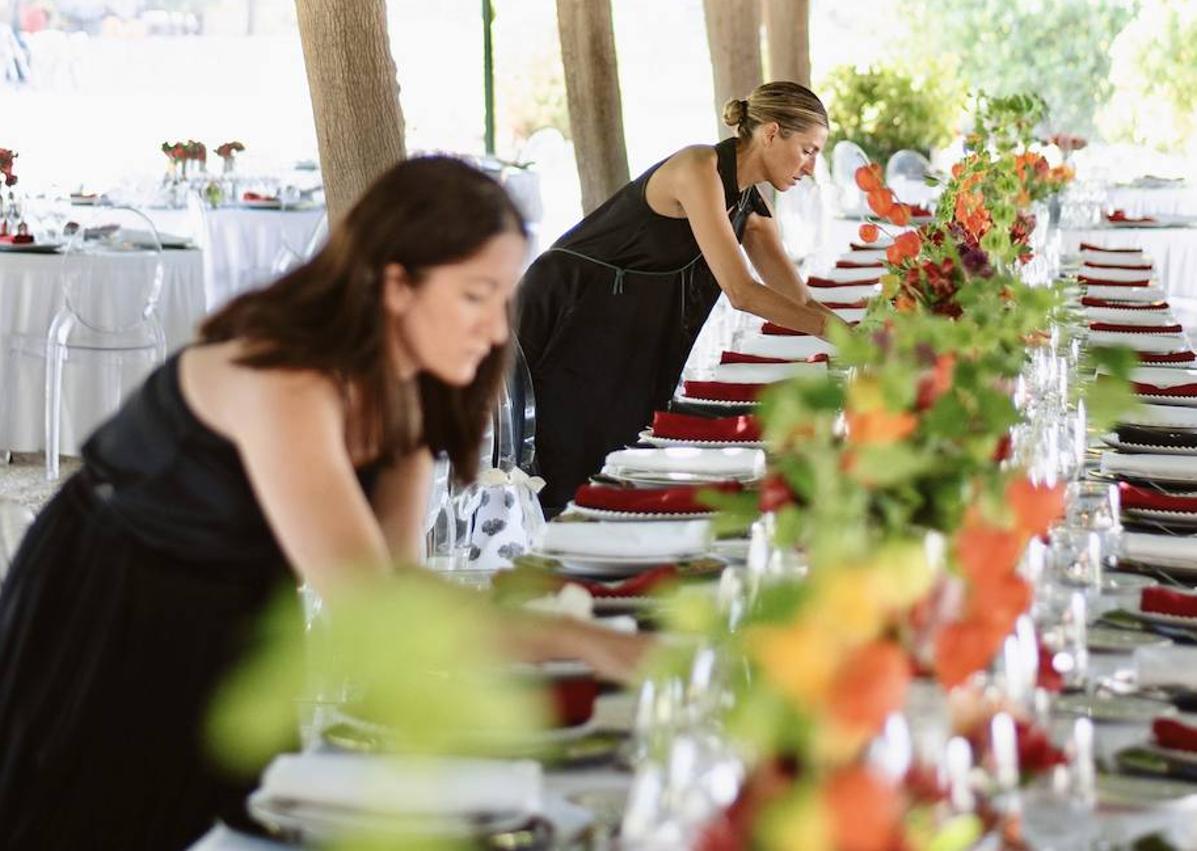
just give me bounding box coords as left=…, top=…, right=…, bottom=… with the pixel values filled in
left=886, top=149, right=935, bottom=207
left=302, top=212, right=328, bottom=260
left=490, top=339, right=536, bottom=474
left=0, top=498, right=33, bottom=585
left=831, top=141, right=870, bottom=216
left=44, top=206, right=166, bottom=479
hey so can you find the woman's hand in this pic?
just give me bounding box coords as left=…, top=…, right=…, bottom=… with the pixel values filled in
left=505, top=613, right=657, bottom=685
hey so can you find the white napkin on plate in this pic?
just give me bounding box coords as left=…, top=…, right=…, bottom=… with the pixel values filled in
left=254, top=753, right=542, bottom=817
left=841, top=248, right=888, bottom=262
left=1085, top=307, right=1175, bottom=325
left=699, top=361, right=827, bottom=384
left=1089, top=331, right=1189, bottom=353
left=1122, top=531, right=1197, bottom=569
left=812, top=283, right=879, bottom=303
left=1121, top=404, right=1197, bottom=431
left=822, top=267, right=882, bottom=284
left=537, top=519, right=711, bottom=558
left=606, top=447, right=766, bottom=479
left=1086, top=284, right=1167, bottom=303
left=1081, top=249, right=1149, bottom=266
left=1103, top=452, right=1197, bottom=482
left=1080, top=264, right=1155, bottom=283
left=833, top=307, right=867, bottom=323
left=1131, top=366, right=1197, bottom=388
left=732, top=335, right=836, bottom=360
left=1136, top=645, right=1197, bottom=689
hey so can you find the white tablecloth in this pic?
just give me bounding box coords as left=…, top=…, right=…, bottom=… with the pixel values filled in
left=0, top=249, right=205, bottom=453
left=1062, top=225, right=1197, bottom=302
left=1108, top=185, right=1197, bottom=219
left=147, top=206, right=325, bottom=310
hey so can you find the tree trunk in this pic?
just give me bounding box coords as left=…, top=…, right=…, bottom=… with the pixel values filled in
left=295, top=0, right=406, bottom=226
left=555, top=0, right=629, bottom=215
left=763, top=0, right=811, bottom=87
left=702, top=0, right=763, bottom=139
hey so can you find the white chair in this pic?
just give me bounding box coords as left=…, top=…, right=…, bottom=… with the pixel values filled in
left=886, top=149, right=936, bottom=207
left=302, top=213, right=328, bottom=260
left=831, top=141, right=870, bottom=216
left=44, top=206, right=166, bottom=479
left=0, top=498, right=34, bottom=585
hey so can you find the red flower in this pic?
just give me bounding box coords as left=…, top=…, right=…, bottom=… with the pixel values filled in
left=885, top=231, right=922, bottom=265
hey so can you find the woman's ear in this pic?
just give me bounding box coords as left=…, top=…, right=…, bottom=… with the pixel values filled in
left=382, top=262, right=414, bottom=317
left=761, top=121, right=780, bottom=146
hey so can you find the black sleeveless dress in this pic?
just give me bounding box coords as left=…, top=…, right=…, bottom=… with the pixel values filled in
left=0, top=351, right=378, bottom=850
left=516, top=137, right=770, bottom=514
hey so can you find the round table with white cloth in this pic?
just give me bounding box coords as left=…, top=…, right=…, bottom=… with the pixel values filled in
left=146, top=205, right=326, bottom=310
left=1106, top=185, right=1197, bottom=219
left=1061, top=224, right=1197, bottom=302
left=0, top=248, right=205, bottom=454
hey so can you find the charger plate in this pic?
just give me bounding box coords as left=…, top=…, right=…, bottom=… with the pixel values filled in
left=638, top=429, right=764, bottom=449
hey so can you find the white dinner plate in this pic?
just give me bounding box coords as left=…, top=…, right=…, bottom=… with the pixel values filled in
left=1055, top=692, right=1177, bottom=724
left=1087, top=625, right=1171, bottom=653
left=1124, top=507, right=1197, bottom=527
left=241, top=198, right=283, bottom=209
left=600, top=465, right=759, bottom=489
left=0, top=241, right=62, bottom=253
left=672, top=393, right=757, bottom=410
left=526, top=548, right=707, bottom=578
left=564, top=501, right=715, bottom=522
left=1137, top=394, right=1197, bottom=408
left=1131, top=599, right=1197, bottom=628
left=638, top=429, right=764, bottom=450
left=1102, top=433, right=1197, bottom=456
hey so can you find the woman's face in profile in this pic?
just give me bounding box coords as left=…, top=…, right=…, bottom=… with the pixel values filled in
left=765, top=124, right=828, bottom=192
left=387, top=231, right=526, bottom=386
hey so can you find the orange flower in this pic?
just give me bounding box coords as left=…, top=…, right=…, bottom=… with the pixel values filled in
left=933, top=620, right=1006, bottom=689
left=954, top=519, right=1022, bottom=588
left=868, top=188, right=896, bottom=218
left=826, top=640, right=911, bottom=735
left=855, top=163, right=883, bottom=193
left=1007, top=477, right=1064, bottom=540
left=965, top=573, right=1031, bottom=634
left=894, top=292, right=917, bottom=313
left=822, top=768, right=903, bottom=851
left=888, top=203, right=911, bottom=227
left=858, top=222, right=880, bottom=243
left=915, top=353, right=956, bottom=410
left=845, top=409, right=918, bottom=447
left=885, top=230, right=922, bottom=265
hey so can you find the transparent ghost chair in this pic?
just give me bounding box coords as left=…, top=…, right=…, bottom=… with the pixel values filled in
left=831, top=140, right=871, bottom=216
left=885, top=149, right=935, bottom=207
left=44, top=206, right=166, bottom=479
left=302, top=212, right=329, bottom=260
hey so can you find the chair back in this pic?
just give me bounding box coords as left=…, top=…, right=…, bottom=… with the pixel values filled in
left=491, top=339, right=536, bottom=473
left=831, top=141, right=870, bottom=215
left=886, top=149, right=937, bottom=207
left=302, top=212, right=329, bottom=260
left=60, top=205, right=164, bottom=338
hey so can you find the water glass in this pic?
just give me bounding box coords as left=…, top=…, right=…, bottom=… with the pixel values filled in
left=1050, top=526, right=1105, bottom=591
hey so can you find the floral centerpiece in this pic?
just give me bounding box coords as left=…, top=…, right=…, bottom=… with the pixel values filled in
left=215, top=141, right=245, bottom=174
left=161, top=139, right=207, bottom=181
left=0, top=148, right=17, bottom=187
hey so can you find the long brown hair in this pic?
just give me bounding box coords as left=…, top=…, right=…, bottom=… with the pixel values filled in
left=199, top=156, right=526, bottom=480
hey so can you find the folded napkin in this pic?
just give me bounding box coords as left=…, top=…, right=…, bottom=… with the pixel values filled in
left=575, top=481, right=743, bottom=514
left=811, top=284, right=879, bottom=304
left=1082, top=297, right=1170, bottom=311
left=808, top=275, right=879, bottom=288
left=1120, top=482, right=1197, bottom=512
left=1091, top=333, right=1189, bottom=355
left=243, top=191, right=280, bottom=202
left=1085, top=259, right=1154, bottom=271
left=822, top=266, right=883, bottom=284
left=849, top=241, right=893, bottom=251
left=605, top=447, right=766, bottom=479
left=254, top=752, right=542, bottom=817
left=1131, top=366, right=1197, bottom=396
left=1079, top=275, right=1151, bottom=287
left=1085, top=307, right=1175, bottom=325
left=1107, top=209, right=1157, bottom=224
left=682, top=381, right=765, bottom=402
left=1090, top=322, right=1183, bottom=334
left=1141, top=351, right=1197, bottom=364
left=719, top=350, right=828, bottom=365
left=1142, top=586, right=1197, bottom=617
left=735, top=334, right=836, bottom=361
left=701, top=361, right=823, bottom=385
left=1080, top=265, right=1155, bottom=284
left=835, top=259, right=884, bottom=269
left=1080, top=243, right=1144, bottom=254
left=1138, top=646, right=1197, bottom=691
left=0, top=233, right=34, bottom=245
left=651, top=411, right=762, bottom=442
left=832, top=307, right=868, bottom=323
left=1121, top=531, right=1197, bottom=568
left=1086, top=284, right=1168, bottom=303
left=537, top=518, right=711, bottom=558
left=1154, top=718, right=1197, bottom=752
left=1122, top=404, right=1197, bottom=431
left=1102, top=452, right=1197, bottom=482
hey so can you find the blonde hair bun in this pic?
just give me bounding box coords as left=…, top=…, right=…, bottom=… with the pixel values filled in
left=722, top=97, right=749, bottom=128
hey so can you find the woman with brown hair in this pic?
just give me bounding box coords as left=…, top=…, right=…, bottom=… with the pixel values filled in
left=518, top=81, right=845, bottom=514
left=0, top=157, right=649, bottom=850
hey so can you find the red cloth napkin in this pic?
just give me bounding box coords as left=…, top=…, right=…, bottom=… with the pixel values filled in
left=835, top=260, right=884, bottom=269
left=242, top=191, right=280, bottom=202
left=1141, top=351, right=1197, bottom=364
left=720, top=350, right=828, bottom=364
left=1107, top=209, right=1157, bottom=224
left=1086, top=260, right=1153, bottom=270
left=909, top=204, right=933, bottom=217
left=1081, top=296, right=1169, bottom=310
left=0, top=234, right=33, bottom=244
left=761, top=322, right=810, bottom=336
left=575, top=482, right=743, bottom=514
left=1079, top=275, right=1151, bottom=286
left=651, top=411, right=762, bottom=442
left=550, top=675, right=598, bottom=727
left=1141, top=586, right=1197, bottom=617
left=1089, top=322, right=1182, bottom=334
left=1081, top=242, right=1142, bottom=253
left=822, top=300, right=869, bottom=309
left=1120, top=482, right=1197, bottom=513
left=1133, top=381, right=1197, bottom=397
left=1153, top=718, right=1197, bottom=752
left=683, top=380, right=765, bottom=402
left=808, top=276, right=879, bottom=288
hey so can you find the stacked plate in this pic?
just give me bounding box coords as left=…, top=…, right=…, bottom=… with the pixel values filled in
left=529, top=518, right=712, bottom=576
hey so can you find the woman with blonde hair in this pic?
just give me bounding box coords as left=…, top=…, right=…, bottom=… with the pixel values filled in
left=517, top=81, right=844, bottom=514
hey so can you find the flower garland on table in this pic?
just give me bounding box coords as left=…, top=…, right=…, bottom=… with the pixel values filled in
left=688, top=91, right=1132, bottom=851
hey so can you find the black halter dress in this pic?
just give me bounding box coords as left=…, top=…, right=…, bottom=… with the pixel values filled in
left=515, top=137, right=769, bottom=514
left=0, top=350, right=379, bottom=850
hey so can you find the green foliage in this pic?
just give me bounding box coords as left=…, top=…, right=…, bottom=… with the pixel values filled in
left=897, top=0, right=1136, bottom=136
left=823, top=64, right=962, bottom=163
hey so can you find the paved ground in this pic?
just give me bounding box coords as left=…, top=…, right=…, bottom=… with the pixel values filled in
left=0, top=453, right=78, bottom=514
